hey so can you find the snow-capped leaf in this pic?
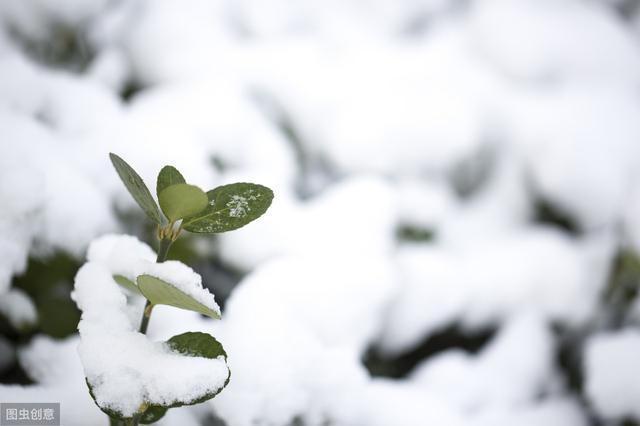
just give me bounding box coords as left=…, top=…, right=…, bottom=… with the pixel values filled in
left=109, top=153, right=163, bottom=224
left=182, top=183, right=273, bottom=233
left=164, top=332, right=230, bottom=404
left=156, top=165, right=186, bottom=197
left=136, top=274, right=221, bottom=319
left=158, top=183, right=208, bottom=222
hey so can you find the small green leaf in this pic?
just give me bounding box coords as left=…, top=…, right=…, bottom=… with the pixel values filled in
left=164, top=332, right=230, bottom=406
left=156, top=166, right=185, bottom=196
left=182, top=183, right=273, bottom=234
left=113, top=275, right=140, bottom=294
left=158, top=183, right=208, bottom=222
left=139, top=406, right=168, bottom=424
left=167, top=331, right=227, bottom=359
left=137, top=274, right=220, bottom=319
left=109, top=153, right=163, bottom=224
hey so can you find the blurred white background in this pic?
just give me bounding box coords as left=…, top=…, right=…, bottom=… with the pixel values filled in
left=1, top=0, right=640, bottom=425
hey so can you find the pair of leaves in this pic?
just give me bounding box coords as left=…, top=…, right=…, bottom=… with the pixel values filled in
left=110, top=153, right=273, bottom=232
left=87, top=332, right=230, bottom=424
left=112, top=274, right=220, bottom=319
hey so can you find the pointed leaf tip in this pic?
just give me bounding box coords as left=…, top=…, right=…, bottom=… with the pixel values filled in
left=156, top=165, right=186, bottom=196
left=109, top=153, right=162, bottom=224
left=137, top=274, right=221, bottom=319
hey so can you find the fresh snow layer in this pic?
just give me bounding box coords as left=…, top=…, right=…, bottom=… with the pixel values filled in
left=73, top=239, right=227, bottom=417
left=142, top=261, right=221, bottom=316
left=87, top=234, right=221, bottom=315
left=87, top=233, right=157, bottom=280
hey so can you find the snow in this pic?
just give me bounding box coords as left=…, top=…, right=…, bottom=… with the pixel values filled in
left=226, top=195, right=251, bottom=218
left=0, top=335, right=105, bottom=426
left=86, top=233, right=157, bottom=280
left=0, top=288, right=37, bottom=330
left=72, top=257, right=227, bottom=417
left=86, top=233, right=220, bottom=315
left=410, top=312, right=555, bottom=410
left=1, top=0, right=640, bottom=424
left=467, top=0, right=640, bottom=86
left=218, top=176, right=396, bottom=271
left=380, top=228, right=605, bottom=353
left=142, top=261, right=221, bottom=316
left=585, top=329, right=640, bottom=420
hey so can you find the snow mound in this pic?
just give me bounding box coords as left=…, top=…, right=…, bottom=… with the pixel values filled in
left=72, top=236, right=227, bottom=418
left=87, top=233, right=157, bottom=280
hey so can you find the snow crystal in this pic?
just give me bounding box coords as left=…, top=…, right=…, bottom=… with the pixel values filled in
left=227, top=195, right=250, bottom=218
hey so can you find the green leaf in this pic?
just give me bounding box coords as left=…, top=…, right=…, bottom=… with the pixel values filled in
left=163, top=332, right=230, bottom=406
left=156, top=166, right=185, bottom=196
left=85, top=332, right=230, bottom=421
left=158, top=183, right=208, bottom=222
left=109, top=153, right=163, bottom=224
left=113, top=275, right=140, bottom=294
left=168, top=331, right=227, bottom=359
left=139, top=406, right=168, bottom=424
left=137, top=274, right=220, bottom=319
left=182, top=183, right=273, bottom=234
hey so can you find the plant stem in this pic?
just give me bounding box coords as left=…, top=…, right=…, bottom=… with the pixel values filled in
left=119, top=237, right=173, bottom=425
left=124, top=417, right=137, bottom=426
left=138, top=237, right=172, bottom=334
left=156, top=237, right=173, bottom=263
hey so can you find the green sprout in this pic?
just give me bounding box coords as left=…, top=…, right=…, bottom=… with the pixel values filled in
left=85, top=153, right=274, bottom=426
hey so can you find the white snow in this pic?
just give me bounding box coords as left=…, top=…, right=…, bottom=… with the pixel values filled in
left=0, top=288, right=37, bottom=330
left=411, top=312, right=555, bottom=410
left=72, top=257, right=227, bottom=417
left=585, top=329, right=640, bottom=420
left=142, top=260, right=221, bottom=316
left=86, top=233, right=157, bottom=280
left=85, top=233, right=221, bottom=315
left=0, top=335, right=105, bottom=426
left=1, top=0, right=640, bottom=425
left=380, top=229, right=604, bottom=353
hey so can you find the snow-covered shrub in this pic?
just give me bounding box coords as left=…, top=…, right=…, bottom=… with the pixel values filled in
left=74, top=154, right=273, bottom=424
